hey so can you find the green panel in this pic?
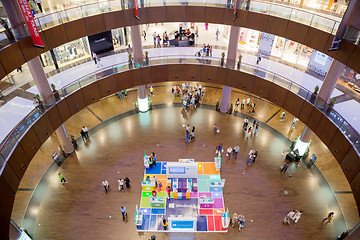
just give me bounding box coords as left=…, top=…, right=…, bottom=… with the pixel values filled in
left=209, top=175, right=220, bottom=180
left=198, top=175, right=210, bottom=180
left=198, top=180, right=209, bottom=192
left=140, top=196, right=151, bottom=208
left=142, top=191, right=152, bottom=198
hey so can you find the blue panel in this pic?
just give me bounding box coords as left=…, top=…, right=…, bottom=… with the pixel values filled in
left=136, top=214, right=151, bottom=230
left=140, top=208, right=151, bottom=215
left=197, top=215, right=208, bottom=231
left=145, top=163, right=161, bottom=175
left=171, top=220, right=194, bottom=229
left=161, top=170, right=167, bottom=174
left=161, top=162, right=167, bottom=170
left=151, top=208, right=166, bottom=215
left=149, top=214, right=164, bottom=230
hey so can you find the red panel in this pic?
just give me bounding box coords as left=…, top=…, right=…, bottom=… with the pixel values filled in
left=199, top=209, right=213, bottom=215
left=214, top=215, right=227, bottom=231
left=207, top=215, right=215, bottom=231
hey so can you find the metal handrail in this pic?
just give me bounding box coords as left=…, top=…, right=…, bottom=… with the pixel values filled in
left=0, top=55, right=359, bottom=174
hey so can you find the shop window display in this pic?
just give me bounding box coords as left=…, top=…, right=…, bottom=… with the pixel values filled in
left=340, top=66, right=360, bottom=94
left=270, top=36, right=285, bottom=58
left=112, top=28, right=126, bottom=50
left=238, top=28, right=260, bottom=52
left=41, top=37, right=90, bottom=68
left=296, top=45, right=313, bottom=67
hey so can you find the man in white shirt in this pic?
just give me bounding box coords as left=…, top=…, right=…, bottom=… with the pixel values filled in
left=246, top=97, right=250, bottom=106
left=102, top=180, right=109, bottom=193
left=226, top=147, right=233, bottom=160
left=92, top=52, right=97, bottom=64
left=121, top=206, right=127, bottom=221
left=241, top=99, right=245, bottom=110
left=233, top=145, right=240, bottom=159
left=35, top=0, right=43, bottom=12
left=82, top=126, right=89, bottom=139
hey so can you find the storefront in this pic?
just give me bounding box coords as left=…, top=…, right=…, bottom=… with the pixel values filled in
left=111, top=27, right=127, bottom=50
left=276, top=0, right=349, bottom=16
left=238, top=28, right=260, bottom=52
left=270, top=36, right=312, bottom=67
left=40, top=37, right=91, bottom=68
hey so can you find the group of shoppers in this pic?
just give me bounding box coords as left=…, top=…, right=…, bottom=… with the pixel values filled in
left=185, top=124, right=196, bottom=143
left=102, top=177, right=130, bottom=194
left=178, top=83, right=205, bottom=109
left=231, top=213, right=246, bottom=231
left=152, top=32, right=169, bottom=48
left=80, top=126, right=89, bottom=142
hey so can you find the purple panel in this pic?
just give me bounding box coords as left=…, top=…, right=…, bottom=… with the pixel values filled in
left=197, top=215, right=208, bottom=231
left=190, top=192, right=198, bottom=198
left=211, top=192, right=223, bottom=198
left=166, top=198, right=198, bottom=216
left=199, top=192, right=211, bottom=198
left=213, top=198, right=224, bottom=209
left=200, top=203, right=213, bottom=209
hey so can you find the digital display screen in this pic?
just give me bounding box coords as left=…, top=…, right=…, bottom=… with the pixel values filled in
left=169, top=167, right=186, bottom=174
left=171, top=220, right=194, bottom=229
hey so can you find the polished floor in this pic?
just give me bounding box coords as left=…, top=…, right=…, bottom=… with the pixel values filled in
left=11, top=83, right=359, bottom=239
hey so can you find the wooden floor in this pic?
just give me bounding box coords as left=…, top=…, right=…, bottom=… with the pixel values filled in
left=11, top=83, right=359, bottom=239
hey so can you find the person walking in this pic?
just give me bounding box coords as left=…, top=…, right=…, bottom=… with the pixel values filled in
left=233, top=145, right=240, bottom=159
left=195, top=26, right=199, bottom=37
left=102, top=179, right=109, bottom=193
left=190, top=126, right=196, bottom=140
left=82, top=126, right=89, bottom=139
left=162, top=219, right=168, bottom=230
left=157, top=181, right=162, bottom=192
left=156, top=35, right=161, bottom=48
left=153, top=175, right=158, bottom=188
left=210, top=46, right=213, bottom=57
left=124, top=177, right=131, bottom=188
left=215, top=28, right=220, bottom=40
left=252, top=151, right=258, bottom=162
left=214, top=123, right=218, bottom=134
left=290, top=118, right=299, bottom=128
left=227, top=146, right=232, bottom=160
left=80, top=129, right=86, bottom=142
left=241, top=98, right=245, bottom=110
left=243, top=118, right=249, bottom=130
left=150, top=86, right=154, bottom=96
left=167, top=186, right=171, bottom=199
left=185, top=130, right=191, bottom=144
left=143, top=31, right=146, bottom=41
left=280, top=109, right=286, bottom=121
left=256, top=51, right=262, bottom=64
left=216, top=143, right=223, bottom=154
left=118, top=178, right=124, bottom=191
left=58, top=173, right=67, bottom=184
left=281, top=161, right=289, bottom=173
left=120, top=206, right=127, bottom=221
left=254, top=121, right=259, bottom=134
left=153, top=32, right=157, bottom=47
left=322, top=212, right=334, bottom=223
left=92, top=52, right=98, bottom=64
left=35, top=0, right=43, bottom=12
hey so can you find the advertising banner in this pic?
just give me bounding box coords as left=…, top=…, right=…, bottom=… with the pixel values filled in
left=17, top=0, right=44, bottom=48
left=134, top=0, right=139, bottom=20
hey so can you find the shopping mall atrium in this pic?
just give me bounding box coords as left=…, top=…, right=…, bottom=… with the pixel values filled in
left=1, top=0, right=360, bottom=239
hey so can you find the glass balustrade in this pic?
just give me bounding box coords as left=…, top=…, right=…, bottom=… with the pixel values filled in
left=1, top=54, right=359, bottom=174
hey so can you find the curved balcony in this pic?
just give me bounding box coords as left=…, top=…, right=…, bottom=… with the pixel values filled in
left=1, top=55, right=360, bottom=239
left=0, top=0, right=359, bottom=79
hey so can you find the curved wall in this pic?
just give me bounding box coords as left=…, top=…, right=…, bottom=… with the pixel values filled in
left=1, top=63, right=360, bottom=238
left=0, top=6, right=360, bottom=80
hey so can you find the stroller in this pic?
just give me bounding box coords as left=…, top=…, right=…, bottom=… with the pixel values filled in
left=195, top=50, right=201, bottom=57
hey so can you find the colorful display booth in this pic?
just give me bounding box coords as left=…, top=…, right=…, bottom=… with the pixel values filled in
left=135, top=156, right=229, bottom=232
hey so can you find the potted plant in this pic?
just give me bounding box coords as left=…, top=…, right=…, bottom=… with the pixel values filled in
left=145, top=51, right=149, bottom=65
left=51, top=83, right=60, bottom=100
left=59, top=145, right=66, bottom=157
left=228, top=103, right=233, bottom=114
left=220, top=52, right=225, bottom=66
left=0, top=18, right=15, bottom=41
left=216, top=99, right=220, bottom=111
left=310, top=85, right=319, bottom=103
left=237, top=55, right=242, bottom=70
left=327, top=97, right=337, bottom=114
left=70, top=135, right=77, bottom=149
left=34, top=94, right=41, bottom=104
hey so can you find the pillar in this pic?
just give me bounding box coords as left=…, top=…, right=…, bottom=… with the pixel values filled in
left=220, top=86, right=232, bottom=113
left=329, top=0, right=360, bottom=50
left=220, top=26, right=240, bottom=113
left=299, top=59, right=344, bottom=144
left=137, top=85, right=149, bottom=112
left=56, top=124, right=74, bottom=154
left=130, top=25, right=143, bottom=63
left=27, top=57, right=55, bottom=105
left=226, top=26, right=240, bottom=68
left=318, top=59, right=345, bottom=103
left=1, top=0, right=27, bottom=39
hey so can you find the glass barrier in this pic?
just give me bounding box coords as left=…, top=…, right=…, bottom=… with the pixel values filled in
left=1, top=54, right=360, bottom=175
